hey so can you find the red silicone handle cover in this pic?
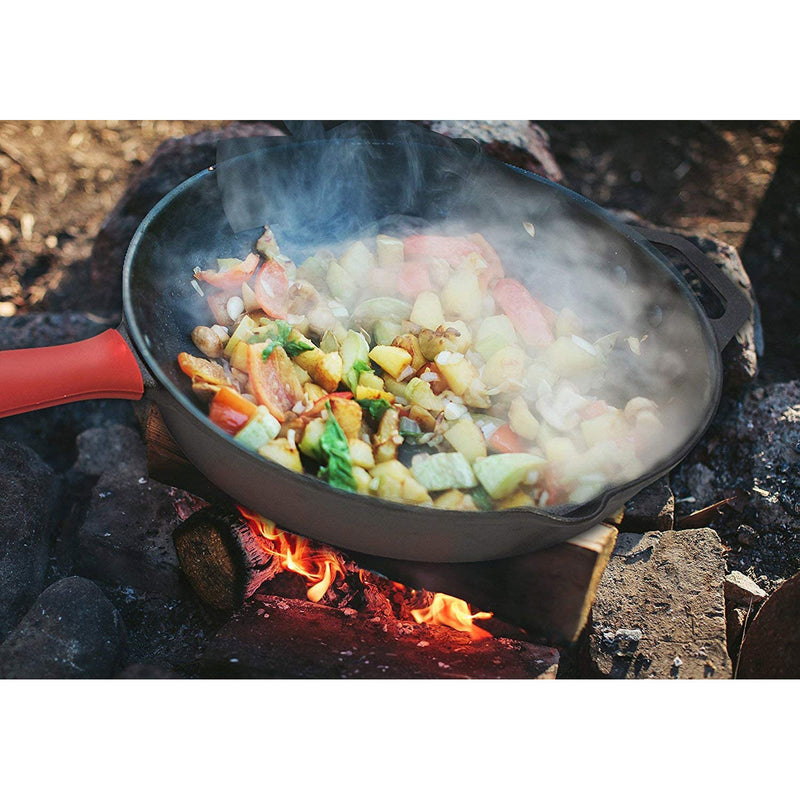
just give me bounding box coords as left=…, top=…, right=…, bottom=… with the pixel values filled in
left=0, top=329, right=144, bottom=418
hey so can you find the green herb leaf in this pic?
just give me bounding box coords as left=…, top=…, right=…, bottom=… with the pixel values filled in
left=470, top=486, right=494, bottom=511
left=357, top=397, right=391, bottom=424
left=317, top=401, right=357, bottom=492
left=284, top=339, right=314, bottom=358
left=261, top=321, right=313, bottom=361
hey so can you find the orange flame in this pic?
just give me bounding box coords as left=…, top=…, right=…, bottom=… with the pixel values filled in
left=411, top=593, right=493, bottom=641
left=238, top=506, right=344, bottom=603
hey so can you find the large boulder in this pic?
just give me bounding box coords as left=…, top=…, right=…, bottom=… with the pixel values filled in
left=0, top=576, right=126, bottom=678
left=588, top=528, right=731, bottom=678
left=0, top=440, right=59, bottom=640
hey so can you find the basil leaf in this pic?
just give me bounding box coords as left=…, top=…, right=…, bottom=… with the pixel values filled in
left=357, top=397, right=391, bottom=423
left=317, top=402, right=357, bottom=492
left=284, top=339, right=314, bottom=358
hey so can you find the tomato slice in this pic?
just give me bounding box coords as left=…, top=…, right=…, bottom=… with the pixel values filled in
left=208, top=387, right=258, bottom=434
left=196, top=252, right=259, bottom=290
left=466, top=233, right=504, bottom=290
left=247, top=343, right=302, bottom=422
left=253, top=257, right=289, bottom=319
left=492, top=278, right=555, bottom=348
left=487, top=424, right=527, bottom=453
left=396, top=261, right=432, bottom=297
left=402, top=235, right=479, bottom=265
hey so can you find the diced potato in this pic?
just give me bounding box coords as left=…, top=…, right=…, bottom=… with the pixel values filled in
left=555, top=308, right=581, bottom=338
left=392, top=333, right=426, bottom=371
left=326, top=259, right=358, bottom=307
left=330, top=397, right=363, bottom=440
left=441, top=268, right=482, bottom=321
left=355, top=385, right=395, bottom=403
left=376, top=234, right=404, bottom=269
left=544, top=436, right=578, bottom=462
left=541, top=336, right=602, bottom=377
left=352, top=466, right=373, bottom=494
left=289, top=331, right=323, bottom=372
left=311, top=351, right=343, bottom=393
left=348, top=438, right=375, bottom=469
left=497, top=490, right=535, bottom=510
left=369, top=345, right=413, bottom=379
left=580, top=410, right=629, bottom=448
left=292, top=363, right=311, bottom=384
left=475, top=314, right=519, bottom=361
left=224, top=315, right=258, bottom=357
left=409, top=291, right=446, bottom=330
left=358, top=371, right=385, bottom=391
left=405, top=377, right=446, bottom=413
left=303, top=383, right=328, bottom=404
left=434, top=489, right=478, bottom=511
left=624, top=396, right=658, bottom=424
left=447, top=320, right=472, bottom=353
left=241, top=281, right=260, bottom=313
left=373, top=407, right=401, bottom=463
left=418, top=327, right=460, bottom=361
left=370, top=458, right=412, bottom=483
left=482, top=346, right=526, bottom=388
left=408, top=404, right=437, bottom=432
left=508, top=396, right=540, bottom=441
left=401, top=476, right=432, bottom=505
left=229, top=340, right=250, bottom=372
left=443, top=416, right=487, bottom=463
left=339, top=240, right=375, bottom=280
left=258, top=437, right=303, bottom=473
left=373, top=319, right=404, bottom=346
left=434, top=351, right=479, bottom=396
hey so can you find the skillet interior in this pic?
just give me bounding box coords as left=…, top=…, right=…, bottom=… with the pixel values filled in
left=124, top=140, right=719, bottom=561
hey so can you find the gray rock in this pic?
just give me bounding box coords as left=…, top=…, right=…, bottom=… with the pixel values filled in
left=0, top=577, right=126, bottom=678
left=623, top=476, right=674, bottom=532
left=424, top=120, right=564, bottom=182
left=0, top=440, right=59, bottom=640
left=726, top=605, right=752, bottom=661
left=90, top=122, right=286, bottom=309
left=75, top=451, right=195, bottom=597
left=589, top=528, right=731, bottom=678
left=116, top=663, right=179, bottom=679
left=724, top=571, right=768, bottom=606
left=611, top=211, right=759, bottom=388
left=74, top=424, right=146, bottom=478
left=683, top=463, right=719, bottom=507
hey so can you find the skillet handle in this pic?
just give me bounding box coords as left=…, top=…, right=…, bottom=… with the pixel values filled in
left=631, top=226, right=752, bottom=351
left=0, top=329, right=144, bottom=418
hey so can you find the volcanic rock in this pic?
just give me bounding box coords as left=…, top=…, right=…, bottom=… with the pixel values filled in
left=0, top=439, right=59, bottom=640
left=622, top=476, right=675, bottom=532
left=75, top=427, right=196, bottom=597
left=0, top=576, right=126, bottom=678
left=737, top=571, right=800, bottom=678
left=424, top=120, right=564, bottom=183
left=588, top=528, right=731, bottom=678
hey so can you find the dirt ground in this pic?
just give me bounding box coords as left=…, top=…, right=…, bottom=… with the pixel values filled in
left=2, top=119, right=796, bottom=381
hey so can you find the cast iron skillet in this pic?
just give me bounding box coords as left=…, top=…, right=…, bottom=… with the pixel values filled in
left=0, top=138, right=751, bottom=562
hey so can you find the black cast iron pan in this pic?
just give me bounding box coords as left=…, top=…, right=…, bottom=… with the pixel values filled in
left=0, top=136, right=751, bottom=562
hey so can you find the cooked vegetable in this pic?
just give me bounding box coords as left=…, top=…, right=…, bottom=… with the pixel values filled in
left=180, top=225, right=667, bottom=514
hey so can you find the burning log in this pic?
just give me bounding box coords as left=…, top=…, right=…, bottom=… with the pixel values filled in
left=200, top=593, right=559, bottom=679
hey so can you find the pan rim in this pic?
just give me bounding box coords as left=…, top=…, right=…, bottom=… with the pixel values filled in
left=122, top=137, right=723, bottom=527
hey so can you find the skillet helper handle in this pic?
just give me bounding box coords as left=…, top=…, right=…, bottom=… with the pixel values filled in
left=632, top=226, right=752, bottom=351
left=0, top=329, right=144, bottom=418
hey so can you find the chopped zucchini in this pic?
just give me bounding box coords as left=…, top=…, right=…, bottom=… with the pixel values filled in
left=411, top=452, right=477, bottom=492
left=473, top=453, right=547, bottom=500
left=234, top=407, right=281, bottom=451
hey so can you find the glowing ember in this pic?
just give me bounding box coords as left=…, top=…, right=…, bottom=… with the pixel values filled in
left=237, top=507, right=492, bottom=639
left=238, top=507, right=344, bottom=603
left=412, top=593, right=493, bottom=641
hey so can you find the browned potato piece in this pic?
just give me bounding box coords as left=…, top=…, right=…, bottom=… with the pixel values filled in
left=392, top=333, right=427, bottom=371
left=418, top=326, right=460, bottom=362
left=373, top=407, right=401, bottom=463
left=331, top=398, right=363, bottom=441
left=408, top=404, right=438, bottom=432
